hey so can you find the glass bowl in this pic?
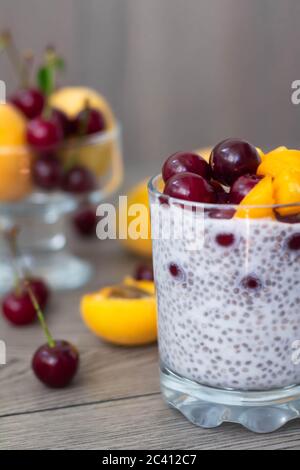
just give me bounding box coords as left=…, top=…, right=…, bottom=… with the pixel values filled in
left=149, top=174, right=300, bottom=433
left=0, top=124, right=123, bottom=293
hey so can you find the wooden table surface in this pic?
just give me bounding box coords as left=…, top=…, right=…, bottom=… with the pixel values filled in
left=1, top=236, right=300, bottom=450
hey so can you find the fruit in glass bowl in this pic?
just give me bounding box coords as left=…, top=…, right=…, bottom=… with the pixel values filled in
left=0, top=36, right=123, bottom=293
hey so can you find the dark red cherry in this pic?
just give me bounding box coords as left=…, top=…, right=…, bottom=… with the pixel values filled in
left=10, top=88, right=45, bottom=119
left=51, top=108, right=74, bottom=137
left=62, top=166, right=96, bottom=194
left=2, top=291, right=36, bottom=325
left=162, top=152, right=211, bottom=182
left=32, top=340, right=79, bottom=388
left=229, top=174, right=262, bottom=204
left=33, top=154, right=62, bottom=190
left=27, top=278, right=50, bottom=309
left=134, top=264, right=154, bottom=282
left=75, top=108, right=106, bottom=136
left=164, top=172, right=216, bottom=203
left=210, top=139, right=261, bottom=186
left=215, top=233, right=235, bottom=247
left=210, top=179, right=225, bottom=194
left=72, top=205, right=97, bottom=237
left=287, top=234, right=300, bottom=251
left=27, top=117, right=63, bottom=151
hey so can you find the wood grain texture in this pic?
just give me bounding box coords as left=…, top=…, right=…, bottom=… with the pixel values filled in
left=2, top=394, right=300, bottom=450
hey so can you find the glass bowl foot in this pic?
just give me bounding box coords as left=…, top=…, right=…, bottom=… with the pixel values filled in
left=161, top=366, right=300, bottom=433
left=0, top=251, right=92, bottom=294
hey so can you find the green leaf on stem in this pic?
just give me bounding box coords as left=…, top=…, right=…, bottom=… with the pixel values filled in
left=37, top=66, right=54, bottom=97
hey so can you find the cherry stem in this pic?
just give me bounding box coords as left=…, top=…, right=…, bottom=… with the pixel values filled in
left=25, top=281, right=55, bottom=348
left=63, top=99, right=91, bottom=171
left=4, top=225, right=31, bottom=279
left=2, top=226, right=23, bottom=295
left=79, top=100, right=91, bottom=137
left=22, top=50, right=34, bottom=86
left=42, top=104, right=51, bottom=120
left=0, top=223, right=55, bottom=348
left=0, top=31, right=28, bottom=88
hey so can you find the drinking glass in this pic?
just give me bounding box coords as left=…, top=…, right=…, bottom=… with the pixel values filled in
left=149, top=174, right=300, bottom=433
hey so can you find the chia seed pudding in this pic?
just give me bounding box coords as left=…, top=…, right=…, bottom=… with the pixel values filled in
left=150, top=198, right=300, bottom=391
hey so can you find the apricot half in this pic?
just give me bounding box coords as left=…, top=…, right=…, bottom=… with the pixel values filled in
left=273, top=169, right=300, bottom=216
left=0, top=148, right=33, bottom=202
left=258, top=147, right=300, bottom=178
left=0, top=103, right=27, bottom=146
left=0, top=104, right=33, bottom=201
left=119, top=179, right=152, bottom=258
left=80, top=277, right=157, bottom=346
left=235, top=175, right=275, bottom=219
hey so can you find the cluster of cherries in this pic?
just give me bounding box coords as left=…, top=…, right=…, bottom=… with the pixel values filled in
left=10, top=88, right=101, bottom=237
left=10, top=87, right=106, bottom=194
left=162, top=138, right=262, bottom=213
left=162, top=139, right=300, bottom=290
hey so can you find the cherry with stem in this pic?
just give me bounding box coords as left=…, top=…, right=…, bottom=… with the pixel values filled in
left=0, top=224, right=79, bottom=387
left=3, top=226, right=50, bottom=310
left=27, top=280, right=79, bottom=388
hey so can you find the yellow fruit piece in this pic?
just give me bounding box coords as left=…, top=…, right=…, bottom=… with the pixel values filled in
left=59, top=138, right=117, bottom=177
left=260, top=146, right=287, bottom=162
left=195, top=147, right=212, bottom=163
left=80, top=278, right=157, bottom=346
left=0, top=149, right=33, bottom=202
left=119, top=179, right=152, bottom=258
left=235, top=175, right=275, bottom=219
left=0, top=104, right=33, bottom=201
left=0, top=148, right=33, bottom=202
left=49, top=86, right=115, bottom=128
left=257, top=147, right=300, bottom=177
left=256, top=146, right=265, bottom=160
left=123, top=276, right=155, bottom=294
left=0, top=103, right=27, bottom=146
left=273, top=169, right=300, bottom=216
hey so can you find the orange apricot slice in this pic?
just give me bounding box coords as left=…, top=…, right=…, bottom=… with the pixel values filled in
left=0, top=147, right=33, bottom=202
left=235, top=175, right=275, bottom=219
left=258, top=148, right=300, bottom=177
left=273, top=169, right=300, bottom=216
left=80, top=277, right=157, bottom=346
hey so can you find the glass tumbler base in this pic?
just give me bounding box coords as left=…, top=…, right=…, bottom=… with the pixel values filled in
left=0, top=251, right=93, bottom=294
left=160, top=365, right=300, bottom=433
